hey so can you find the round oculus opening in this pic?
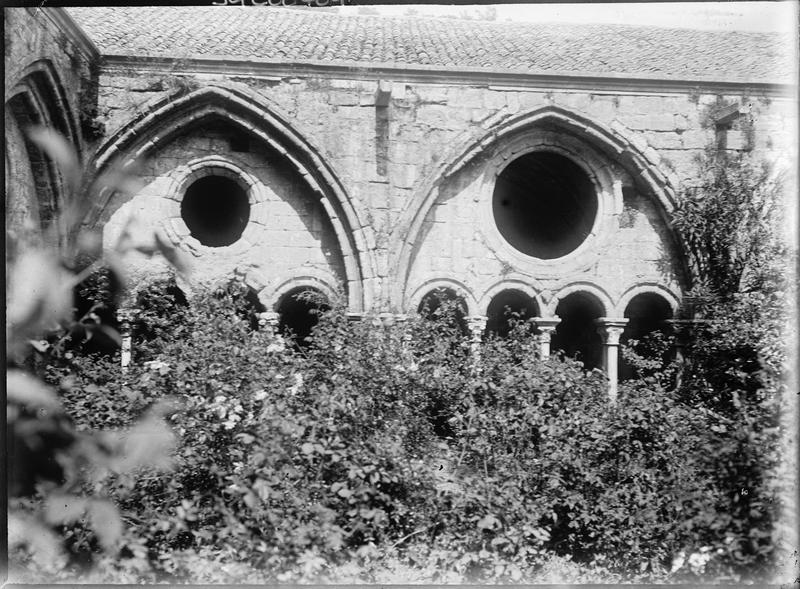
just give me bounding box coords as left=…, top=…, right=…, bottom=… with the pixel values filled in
left=492, top=151, right=598, bottom=259
left=180, top=175, right=250, bottom=247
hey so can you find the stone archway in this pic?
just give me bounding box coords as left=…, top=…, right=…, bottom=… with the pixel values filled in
left=86, top=83, right=376, bottom=313
left=392, top=105, right=685, bottom=310
left=620, top=291, right=675, bottom=380
left=485, top=289, right=539, bottom=338
left=551, top=290, right=606, bottom=370
left=5, top=59, right=83, bottom=246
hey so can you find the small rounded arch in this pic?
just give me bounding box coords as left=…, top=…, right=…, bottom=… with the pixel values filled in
left=485, top=289, right=539, bottom=338
left=262, top=273, right=339, bottom=313
left=552, top=290, right=606, bottom=370
left=407, top=277, right=479, bottom=317
left=547, top=282, right=613, bottom=317
left=415, top=286, right=470, bottom=336
left=619, top=288, right=677, bottom=381
left=615, top=284, right=680, bottom=318
left=477, top=277, right=545, bottom=316
left=275, top=286, right=331, bottom=347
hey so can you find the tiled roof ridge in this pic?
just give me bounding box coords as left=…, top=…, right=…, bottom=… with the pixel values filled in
left=65, top=6, right=791, bottom=39
left=64, top=6, right=793, bottom=84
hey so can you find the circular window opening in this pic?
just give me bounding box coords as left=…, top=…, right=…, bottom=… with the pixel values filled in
left=493, top=151, right=598, bottom=259
left=181, top=175, right=250, bottom=247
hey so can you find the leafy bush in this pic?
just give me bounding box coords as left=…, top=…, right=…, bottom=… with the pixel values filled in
left=14, top=277, right=787, bottom=583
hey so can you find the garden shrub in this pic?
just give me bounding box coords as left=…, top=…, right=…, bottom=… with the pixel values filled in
left=17, top=279, right=791, bottom=583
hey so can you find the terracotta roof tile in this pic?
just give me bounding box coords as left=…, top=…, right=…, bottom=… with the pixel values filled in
left=66, top=7, right=792, bottom=83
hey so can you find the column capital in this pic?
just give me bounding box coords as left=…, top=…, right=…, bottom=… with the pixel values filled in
left=595, top=317, right=629, bottom=345
left=532, top=317, right=561, bottom=333
left=466, top=316, right=487, bottom=347
left=376, top=312, right=409, bottom=327
left=466, top=315, right=488, bottom=330
left=258, top=311, right=280, bottom=328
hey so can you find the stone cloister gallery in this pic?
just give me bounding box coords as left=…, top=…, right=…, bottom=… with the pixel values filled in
left=4, top=7, right=795, bottom=395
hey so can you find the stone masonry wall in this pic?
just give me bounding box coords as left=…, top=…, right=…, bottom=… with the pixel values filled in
left=101, top=122, right=347, bottom=302
left=92, top=66, right=796, bottom=313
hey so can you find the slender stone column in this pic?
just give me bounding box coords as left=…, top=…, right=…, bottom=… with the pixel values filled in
left=258, top=311, right=285, bottom=351
left=466, top=315, right=487, bottom=361
left=595, top=318, right=629, bottom=401
left=116, top=308, right=137, bottom=372
left=532, top=317, right=561, bottom=357
left=258, top=311, right=281, bottom=333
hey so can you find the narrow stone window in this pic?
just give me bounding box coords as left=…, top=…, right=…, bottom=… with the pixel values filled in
left=493, top=151, right=597, bottom=259
left=180, top=175, right=250, bottom=247
left=551, top=292, right=604, bottom=370
left=277, top=287, right=330, bottom=347
left=485, top=289, right=537, bottom=337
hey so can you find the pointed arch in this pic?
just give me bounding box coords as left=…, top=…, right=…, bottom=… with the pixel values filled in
left=87, top=83, right=375, bottom=312
left=5, top=59, right=83, bottom=243
left=5, top=58, right=82, bottom=151
left=391, top=104, right=683, bottom=308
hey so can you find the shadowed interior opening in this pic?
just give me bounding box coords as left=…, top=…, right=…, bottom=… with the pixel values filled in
left=552, top=292, right=604, bottom=370
left=181, top=175, right=250, bottom=247
left=485, top=289, right=537, bottom=338
left=621, top=293, right=674, bottom=380
left=418, top=287, right=469, bottom=336
left=277, top=287, right=330, bottom=347
left=493, top=151, right=597, bottom=259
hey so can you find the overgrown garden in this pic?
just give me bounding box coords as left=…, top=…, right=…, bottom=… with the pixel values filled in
left=6, top=138, right=796, bottom=583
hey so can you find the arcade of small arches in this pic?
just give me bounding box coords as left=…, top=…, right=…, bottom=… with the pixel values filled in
left=118, top=279, right=679, bottom=400
left=8, top=76, right=684, bottom=399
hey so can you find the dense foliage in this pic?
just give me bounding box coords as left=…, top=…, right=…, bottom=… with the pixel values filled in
left=7, top=137, right=793, bottom=583
left=9, top=272, right=791, bottom=583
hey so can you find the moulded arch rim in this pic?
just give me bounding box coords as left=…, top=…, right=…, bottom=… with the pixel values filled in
left=5, top=58, right=81, bottom=156
left=548, top=281, right=615, bottom=317
left=167, top=155, right=267, bottom=205
left=87, top=82, right=374, bottom=313
left=391, top=104, right=677, bottom=308
left=407, top=277, right=480, bottom=317
left=615, top=283, right=681, bottom=317
left=478, top=136, right=619, bottom=271
left=477, top=278, right=545, bottom=317
left=261, top=273, right=340, bottom=312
